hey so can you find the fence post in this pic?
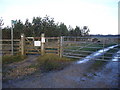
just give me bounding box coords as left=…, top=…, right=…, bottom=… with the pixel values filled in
left=102, top=38, right=105, bottom=60
left=21, top=34, right=25, bottom=56
left=60, top=36, right=63, bottom=58
left=41, top=33, right=45, bottom=56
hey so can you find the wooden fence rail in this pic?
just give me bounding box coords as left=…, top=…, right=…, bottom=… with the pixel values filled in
left=0, top=39, right=21, bottom=55
left=0, top=33, right=62, bottom=56
left=1, top=33, right=119, bottom=63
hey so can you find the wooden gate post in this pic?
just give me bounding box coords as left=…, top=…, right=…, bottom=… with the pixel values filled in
left=21, top=34, right=25, bottom=56
left=41, top=33, right=45, bottom=56
left=60, top=36, right=63, bottom=58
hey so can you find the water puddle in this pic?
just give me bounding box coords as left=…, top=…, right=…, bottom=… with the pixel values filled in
left=112, top=50, right=120, bottom=62
left=76, top=45, right=118, bottom=64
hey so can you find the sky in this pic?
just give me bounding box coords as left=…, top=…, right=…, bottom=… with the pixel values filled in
left=0, top=0, right=119, bottom=35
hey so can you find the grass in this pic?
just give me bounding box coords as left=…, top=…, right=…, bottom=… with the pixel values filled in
left=37, top=53, right=72, bottom=72
left=3, top=54, right=72, bottom=81
left=2, top=55, right=27, bottom=64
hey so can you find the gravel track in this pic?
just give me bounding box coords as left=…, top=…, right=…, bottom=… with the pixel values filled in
left=3, top=59, right=119, bottom=88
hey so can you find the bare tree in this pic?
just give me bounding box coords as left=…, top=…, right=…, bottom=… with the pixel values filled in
left=0, top=17, right=4, bottom=27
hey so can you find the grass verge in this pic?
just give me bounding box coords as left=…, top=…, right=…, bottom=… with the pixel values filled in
left=37, top=54, right=72, bottom=72
left=2, top=55, right=27, bottom=65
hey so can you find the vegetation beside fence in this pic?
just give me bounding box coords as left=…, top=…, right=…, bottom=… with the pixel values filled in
left=2, top=55, right=26, bottom=65
left=3, top=53, right=73, bottom=81
left=37, top=54, right=72, bottom=72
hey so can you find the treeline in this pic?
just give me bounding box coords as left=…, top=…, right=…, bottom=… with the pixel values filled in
left=2, top=15, right=90, bottom=39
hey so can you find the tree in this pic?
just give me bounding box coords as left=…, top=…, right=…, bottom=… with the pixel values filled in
left=0, top=17, right=4, bottom=27
left=74, top=26, right=82, bottom=36
left=24, top=19, right=33, bottom=36
left=31, top=15, right=59, bottom=37
left=32, top=17, right=42, bottom=37
left=58, top=23, right=68, bottom=36
left=82, top=26, right=90, bottom=36
left=2, top=15, right=90, bottom=38
left=14, top=20, right=24, bottom=38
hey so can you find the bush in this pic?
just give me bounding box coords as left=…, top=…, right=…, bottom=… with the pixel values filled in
left=37, top=54, right=71, bottom=72
left=2, top=55, right=26, bottom=64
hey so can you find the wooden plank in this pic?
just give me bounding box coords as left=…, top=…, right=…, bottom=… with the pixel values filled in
left=25, top=45, right=34, bottom=47
left=13, top=39, right=20, bottom=41
left=0, top=44, right=11, bottom=46
left=26, top=52, right=41, bottom=54
left=2, top=50, right=11, bottom=51
left=2, top=53, right=11, bottom=55
left=2, top=48, right=20, bottom=51
left=45, top=37, right=59, bottom=39
left=45, top=50, right=59, bottom=52
left=45, top=51, right=58, bottom=54
left=13, top=47, right=20, bottom=50
left=13, top=51, right=20, bottom=53
left=26, top=37, right=34, bottom=39
left=34, top=37, right=41, bottom=39
left=25, top=41, right=32, bottom=42
left=25, top=37, right=40, bottom=53
left=45, top=43, right=59, bottom=45
left=0, top=39, right=20, bottom=41
left=45, top=51, right=59, bottom=53
left=59, top=36, right=63, bottom=57
left=0, top=44, right=20, bottom=46
left=26, top=49, right=41, bottom=51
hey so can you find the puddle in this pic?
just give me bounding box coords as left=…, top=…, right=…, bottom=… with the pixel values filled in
left=76, top=45, right=118, bottom=64
left=112, top=50, right=120, bottom=62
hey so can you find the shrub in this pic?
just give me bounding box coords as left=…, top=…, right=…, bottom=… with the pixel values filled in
left=37, top=54, right=71, bottom=72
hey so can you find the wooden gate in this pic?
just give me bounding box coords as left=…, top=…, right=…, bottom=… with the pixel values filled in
left=21, top=34, right=61, bottom=56
left=25, top=37, right=41, bottom=55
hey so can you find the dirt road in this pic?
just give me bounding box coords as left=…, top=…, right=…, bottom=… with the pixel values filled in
left=3, top=59, right=119, bottom=88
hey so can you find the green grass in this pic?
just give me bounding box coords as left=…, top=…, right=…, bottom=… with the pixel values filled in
left=2, top=55, right=27, bottom=64
left=37, top=54, right=72, bottom=72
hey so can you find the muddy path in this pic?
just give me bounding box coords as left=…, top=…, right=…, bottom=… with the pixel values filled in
left=3, top=59, right=119, bottom=88
left=4, top=55, right=39, bottom=69
left=2, top=55, right=39, bottom=81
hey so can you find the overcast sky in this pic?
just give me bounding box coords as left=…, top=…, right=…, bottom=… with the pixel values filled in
left=0, top=0, right=119, bottom=35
